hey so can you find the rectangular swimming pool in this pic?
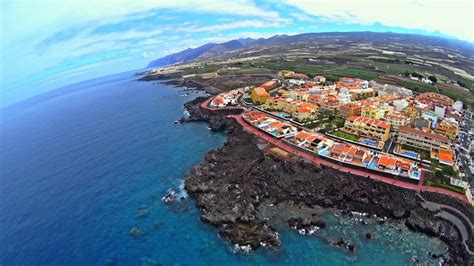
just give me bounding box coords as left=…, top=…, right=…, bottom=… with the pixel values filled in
left=402, top=151, right=418, bottom=159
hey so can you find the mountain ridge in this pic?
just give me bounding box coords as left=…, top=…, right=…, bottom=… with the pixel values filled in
left=146, top=31, right=474, bottom=68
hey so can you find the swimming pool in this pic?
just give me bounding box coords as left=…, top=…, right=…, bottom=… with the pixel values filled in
left=369, top=162, right=377, bottom=169
left=412, top=171, right=420, bottom=179
left=361, top=139, right=377, bottom=146
left=402, top=151, right=418, bottom=159
left=318, top=149, right=330, bottom=156
left=276, top=113, right=289, bottom=118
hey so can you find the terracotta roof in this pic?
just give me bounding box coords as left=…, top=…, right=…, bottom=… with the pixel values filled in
left=346, top=116, right=391, bottom=129
left=379, top=155, right=396, bottom=167
left=438, top=149, right=454, bottom=163
left=295, top=131, right=311, bottom=140
left=399, top=126, right=449, bottom=142
left=254, top=87, right=270, bottom=97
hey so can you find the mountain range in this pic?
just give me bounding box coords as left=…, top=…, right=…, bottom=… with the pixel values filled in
left=147, top=32, right=474, bottom=68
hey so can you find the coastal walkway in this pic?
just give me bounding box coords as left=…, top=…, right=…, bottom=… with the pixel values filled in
left=228, top=114, right=469, bottom=203
left=417, top=193, right=474, bottom=255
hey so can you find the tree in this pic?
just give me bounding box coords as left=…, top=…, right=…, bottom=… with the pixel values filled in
left=457, top=80, right=467, bottom=88
left=428, top=76, right=437, bottom=83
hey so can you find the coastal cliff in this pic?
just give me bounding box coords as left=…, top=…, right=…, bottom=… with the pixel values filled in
left=179, top=97, right=474, bottom=264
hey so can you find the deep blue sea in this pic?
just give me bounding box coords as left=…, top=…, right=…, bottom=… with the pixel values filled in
left=1, top=72, right=447, bottom=265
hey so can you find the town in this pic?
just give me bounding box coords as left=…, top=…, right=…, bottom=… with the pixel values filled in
left=207, top=71, right=474, bottom=204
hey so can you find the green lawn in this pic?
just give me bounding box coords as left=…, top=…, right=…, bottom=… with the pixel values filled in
left=333, top=131, right=359, bottom=141
left=425, top=180, right=465, bottom=194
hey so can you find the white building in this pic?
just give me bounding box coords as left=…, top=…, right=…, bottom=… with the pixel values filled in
left=288, top=79, right=305, bottom=86
left=453, top=100, right=463, bottom=112
left=422, top=111, right=439, bottom=128
left=434, top=106, right=446, bottom=118
left=393, top=99, right=409, bottom=111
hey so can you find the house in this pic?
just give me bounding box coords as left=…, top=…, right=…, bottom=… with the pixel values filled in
left=350, top=88, right=376, bottom=100
left=288, top=79, right=306, bottom=86
left=251, top=87, right=270, bottom=104
left=260, top=80, right=278, bottom=91
left=292, top=73, right=309, bottom=80
left=314, top=76, right=326, bottom=84
left=210, top=96, right=226, bottom=108
left=263, top=97, right=288, bottom=111
left=292, top=103, right=319, bottom=122
left=277, top=70, right=295, bottom=79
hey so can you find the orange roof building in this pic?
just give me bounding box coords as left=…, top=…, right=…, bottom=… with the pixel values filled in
left=438, top=149, right=455, bottom=166
left=434, top=121, right=458, bottom=141
left=342, top=116, right=391, bottom=141
left=397, top=126, right=450, bottom=151
left=416, top=92, right=454, bottom=111
left=251, top=87, right=270, bottom=104
left=384, top=112, right=411, bottom=129
left=340, top=102, right=362, bottom=118
left=341, top=116, right=391, bottom=141
left=260, top=80, right=278, bottom=91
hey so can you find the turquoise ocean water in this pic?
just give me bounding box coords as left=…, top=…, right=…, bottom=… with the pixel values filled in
left=0, top=72, right=446, bottom=265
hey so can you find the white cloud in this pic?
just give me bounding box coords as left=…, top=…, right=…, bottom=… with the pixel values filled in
left=286, top=0, right=474, bottom=41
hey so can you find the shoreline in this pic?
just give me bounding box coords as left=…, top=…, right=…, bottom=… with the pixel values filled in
left=144, top=76, right=474, bottom=263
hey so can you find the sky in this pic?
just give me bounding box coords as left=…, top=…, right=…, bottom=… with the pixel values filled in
left=1, top=0, right=473, bottom=108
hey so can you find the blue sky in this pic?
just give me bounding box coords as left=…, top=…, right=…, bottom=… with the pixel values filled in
left=1, top=0, right=473, bottom=108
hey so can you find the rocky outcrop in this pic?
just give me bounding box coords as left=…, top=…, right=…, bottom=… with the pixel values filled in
left=179, top=97, right=242, bottom=130
left=182, top=98, right=474, bottom=264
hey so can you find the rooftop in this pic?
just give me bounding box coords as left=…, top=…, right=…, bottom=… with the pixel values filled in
left=399, top=126, right=449, bottom=142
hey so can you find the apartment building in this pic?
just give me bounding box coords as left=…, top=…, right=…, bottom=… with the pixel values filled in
left=434, top=121, right=458, bottom=141
left=361, top=105, right=383, bottom=119
left=384, top=112, right=411, bottom=130
left=342, top=116, right=391, bottom=141
left=397, top=126, right=450, bottom=151
left=251, top=87, right=270, bottom=104
left=416, top=92, right=454, bottom=111
left=340, top=102, right=362, bottom=118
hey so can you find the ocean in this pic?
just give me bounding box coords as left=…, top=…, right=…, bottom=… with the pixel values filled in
left=0, top=72, right=447, bottom=265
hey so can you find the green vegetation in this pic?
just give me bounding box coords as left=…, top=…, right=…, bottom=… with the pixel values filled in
left=426, top=180, right=465, bottom=194
left=254, top=60, right=380, bottom=80
left=333, top=131, right=359, bottom=141
left=399, top=80, right=437, bottom=93
left=441, top=91, right=474, bottom=105
left=435, top=166, right=458, bottom=178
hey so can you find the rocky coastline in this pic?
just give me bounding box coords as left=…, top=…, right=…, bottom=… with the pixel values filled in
left=180, top=96, right=474, bottom=264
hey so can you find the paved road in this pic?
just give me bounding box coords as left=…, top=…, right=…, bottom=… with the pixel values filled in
left=229, top=114, right=469, bottom=203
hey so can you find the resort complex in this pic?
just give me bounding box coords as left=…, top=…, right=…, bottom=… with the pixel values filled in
left=201, top=73, right=473, bottom=204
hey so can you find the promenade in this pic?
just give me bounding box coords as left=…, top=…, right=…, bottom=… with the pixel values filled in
left=229, top=114, right=469, bottom=203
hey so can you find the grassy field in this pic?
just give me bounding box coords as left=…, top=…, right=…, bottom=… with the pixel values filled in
left=425, top=180, right=465, bottom=194
left=333, top=131, right=359, bottom=141
left=399, top=80, right=437, bottom=93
